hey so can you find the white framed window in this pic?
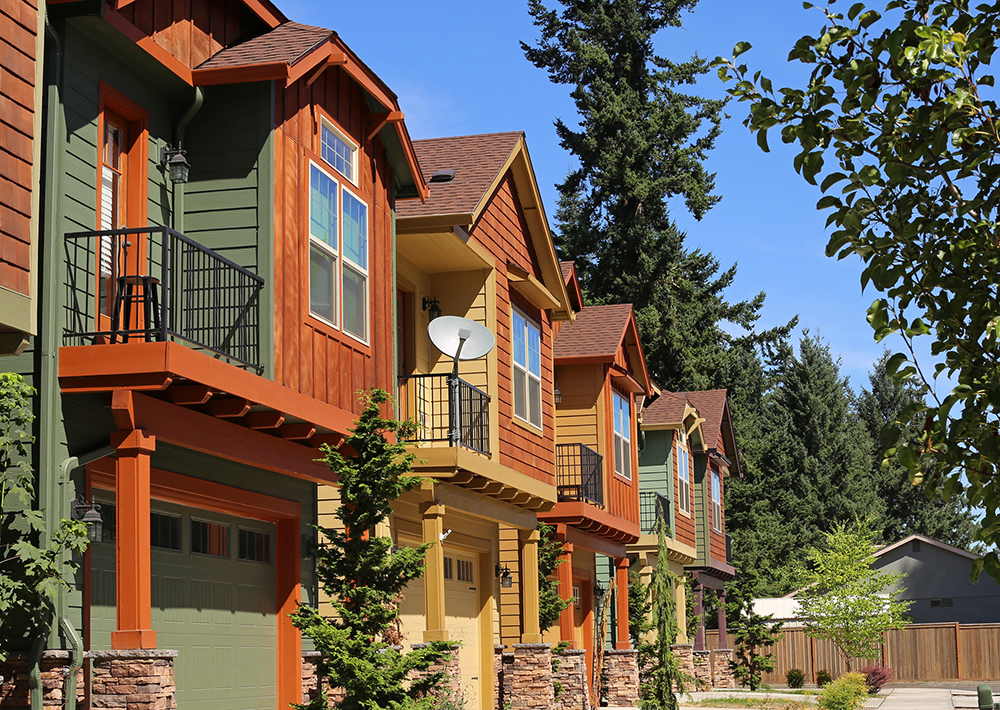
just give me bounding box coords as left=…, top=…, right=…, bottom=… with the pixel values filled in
left=613, top=390, right=632, bottom=479
left=512, top=309, right=542, bottom=428
left=321, top=120, right=358, bottom=184
left=711, top=469, right=722, bottom=531
left=308, top=160, right=369, bottom=342
left=677, top=431, right=691, bottom=514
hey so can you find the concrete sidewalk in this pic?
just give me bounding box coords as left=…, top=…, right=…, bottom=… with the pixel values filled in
left=680, top=686, right=963, bottom=709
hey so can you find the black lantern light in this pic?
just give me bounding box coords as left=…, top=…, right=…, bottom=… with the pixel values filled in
left=70, top=496, right=104, bottom=543
left=161, top=145, right=191, bottom=184
left=554, top=383, right=562, bottom=405
left=593, top=581, right=607, bottom=602
left=422, top=295, right=442, bottom=321
left=495, top=562, right=513, bottom=589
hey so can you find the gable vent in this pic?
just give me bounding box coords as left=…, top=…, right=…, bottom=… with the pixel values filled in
left=430, top=169, right=456, bottom=183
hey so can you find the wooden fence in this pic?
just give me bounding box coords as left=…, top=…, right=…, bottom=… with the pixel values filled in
left=705, top=623, right=1000, bottom=684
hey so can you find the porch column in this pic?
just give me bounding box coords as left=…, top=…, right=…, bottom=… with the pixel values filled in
left=519, top=529, right=543, bottom=643
left=675, top=571, right=688, bottom=643
left=717, top=587, right=728, bottom=649
left=614, top=557, right=630, bottom=650
left=557, top=542, right=575, bottom=645
left=692, top=573, right=705, bottom=651
left=420, top=500, right=449, bottom=642
left=638, top=553, right=655, bottom=645
left=111, top=429, right=156, bottom=649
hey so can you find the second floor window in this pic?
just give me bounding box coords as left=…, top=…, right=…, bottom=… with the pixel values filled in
left=613, top=390, right=631, bottom=479
left=677, top=432, right=691, bottom=514
left=512, top=309, right=542, bottom=428
left=309, top=161, right=369, bottom=342
left=711, top=469, right=722, bottom=531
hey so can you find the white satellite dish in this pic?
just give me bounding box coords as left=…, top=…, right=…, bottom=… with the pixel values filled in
left=428, top=315, right=496, bottom=367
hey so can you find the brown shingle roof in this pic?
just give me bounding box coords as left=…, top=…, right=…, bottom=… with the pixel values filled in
left=196, top=22, right=332, bottom=70
left=553, top=303, right=633, bottom=361
left=642, top=391, right=690, bottom=427
left=684, top=390, right=728, bottom=442
left=560, top=261, right=574, bottom=280
left=396, top=133, right=523, bottom=219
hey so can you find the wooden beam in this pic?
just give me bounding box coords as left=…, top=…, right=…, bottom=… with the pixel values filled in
left=167, top=384, right=213, bottom=406
left=449, top=470, right=475, bottom=486
left=310, top=433, right=345, bottom=449
left=277, top=423, right=316, bottom=441
left=495, top=487, right=520, bottom=502
left=305, top=51, right=347, bottom=87
left=508, top=492, right=532, bottom=507
left=365, top=111, right=404, bottom=143
left=479, top=482, right=505, bottom=497
left=206, top=397, right=252, bottom=418
left=244, top=411, right=284, bottom=430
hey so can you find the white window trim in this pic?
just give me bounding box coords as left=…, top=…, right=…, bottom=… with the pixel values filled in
left=320, top=118, right=359, bottom=186
left=613, top=390, right=632, bottom=480
left=307, top=159, right=370, bottom=345
left=512, top=307, right=543, bottom=430
left=677, top=432, right=691, bottom=515
left=711, top=469, right=722, bottom=532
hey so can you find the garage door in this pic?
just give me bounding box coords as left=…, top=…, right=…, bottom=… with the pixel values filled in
left=397, top=548, right=482, bottom=709
left=91, top=498, right=277, bottom=710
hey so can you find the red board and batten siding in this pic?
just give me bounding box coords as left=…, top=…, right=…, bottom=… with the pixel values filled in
left=674, top=433, right=697, bottom=548
left=1, top=0, right=37, bottom=297
left=471, top=174, right=555, bottom=485
left=112, top=0, right=266, bottom=70
left=709, top=429, right=728, bottom=560
left=272, top=67, right=395, bottom=416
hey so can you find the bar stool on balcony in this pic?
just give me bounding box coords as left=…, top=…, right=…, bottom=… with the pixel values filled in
left=110, top=275, right=161, bottom=343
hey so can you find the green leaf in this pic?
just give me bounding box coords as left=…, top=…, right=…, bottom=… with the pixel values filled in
left=757, top=129, right=770, bottom=153
left=734, top=41, right=753, bottom=58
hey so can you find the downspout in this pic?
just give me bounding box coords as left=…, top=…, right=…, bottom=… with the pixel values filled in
left=171, top=87, right=203, bottom=234
left=59, top=618, right=83, bottom=710
left=27, top=633, right=45, bottom=710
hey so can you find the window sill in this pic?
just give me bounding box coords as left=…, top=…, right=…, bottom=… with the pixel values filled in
left=511, top=414, right=544, bottom=437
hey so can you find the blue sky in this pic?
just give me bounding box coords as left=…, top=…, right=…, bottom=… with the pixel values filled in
left=287, top=0, right=909, bottom=392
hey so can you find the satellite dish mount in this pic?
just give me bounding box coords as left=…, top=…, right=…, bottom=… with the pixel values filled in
left=427, top=316, right=496, bottom=446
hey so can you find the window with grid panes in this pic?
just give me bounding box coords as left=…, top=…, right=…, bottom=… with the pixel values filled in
left=711, top=469, right=722, bottom=531
left=613, top=390, right=631, bottom=479
left=512, top=309, right=542, bottom=428
left=677, top=431, right=691, bottom=514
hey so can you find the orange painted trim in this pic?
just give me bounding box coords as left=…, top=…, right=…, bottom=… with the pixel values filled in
left=286, top=42, right=337, bottom=87
left=614, top=558, right=631, bottom=650
left=192, top=62, right=290, bottom=86
left=557, top=548, right=574, bottom=645
left=58, top=341, right=358, bottom=436
left=546, top=519, right=629, bottom=559
left=241, top=0, right=285, bottom=28
left=89, top=463, right=300, bottom=705
left=105, top=10, right=194, bottom=85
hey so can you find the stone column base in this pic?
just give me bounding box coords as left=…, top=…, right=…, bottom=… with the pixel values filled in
left=511, top=643, right=552, bottom=709
left=88, top=649, right=177, bottom=710
left=710, top=649, right=736, bottom=689
left=552, top=648, right=589, bottom=710
left=0, top=651, right=85, bottom=709
left=410, top=643, right=462, bottom=706
left=603, top=649, right=639, bottom=708
left=692, top=649, right=713, bottom=688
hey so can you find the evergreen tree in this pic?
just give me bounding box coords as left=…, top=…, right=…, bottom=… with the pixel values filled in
left=857, top=352, right=979, bottom=549
left=538, top=522, right=570, bottom=632
left=522, top=0, right=791, bottom=392
left=726, top=334, right=880, bottom=597
left=644, top=528, right=683, bottom=710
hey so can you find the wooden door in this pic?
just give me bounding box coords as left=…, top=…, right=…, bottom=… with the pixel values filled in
left=98, top=109, right=129, bottom=324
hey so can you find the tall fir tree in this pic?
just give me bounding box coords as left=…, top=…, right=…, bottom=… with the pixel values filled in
left=857, top=352, right=979, bottom=549
left=726, top=334, right=881, bottom=597
left=522, top=0, right=791, bottom=392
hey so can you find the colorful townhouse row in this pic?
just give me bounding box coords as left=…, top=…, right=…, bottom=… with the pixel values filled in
left=0, top=0, right=741, bottom=709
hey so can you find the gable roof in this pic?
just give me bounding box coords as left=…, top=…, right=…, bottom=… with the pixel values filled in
left=195, top=22, right=330, bottom=70
left=560, top=261, right=585, bottom=312
left=554, top=303, right=650, bottom=394
left=685, top=389, right=742, bottom=478
left=641, top=391, right=706, bottom=449
left=875, top=534, right=980, bottom=562
left=398, top=133, right=523, bottom=219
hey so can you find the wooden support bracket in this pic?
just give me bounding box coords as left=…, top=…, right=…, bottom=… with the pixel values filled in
left=244, top=411, right=285, bottom=430
left=365, top=111, right=404, bottom=143
left=277, top=423, right=316, bottom=441
left=168, top=384, right=213, bottom=406
left=305, top=50, right=348, bottom=87
left=206, top=397, right=252, bottom=418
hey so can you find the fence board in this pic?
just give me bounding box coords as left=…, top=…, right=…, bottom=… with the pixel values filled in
left=705, top=622, right=1000, bottom=684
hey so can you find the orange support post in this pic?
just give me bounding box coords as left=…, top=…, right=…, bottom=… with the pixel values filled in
left=558, top=543, right=575, bottom=645
left=614, top=557, right=631, bottom=650
left=111, top=429, right=157, bottom=649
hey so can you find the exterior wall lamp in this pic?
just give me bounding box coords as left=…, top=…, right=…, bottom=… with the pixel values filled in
left=160, top=145, right=191, bottom=184
left=594, top=581, right=607, bottom=603
left=554, top=383, right=562, bottom=405
left=422, top=295, right=441, bottom=321
left=70, top=496, right=104, bottom=543
left=495, top=562, right=513, bottom=589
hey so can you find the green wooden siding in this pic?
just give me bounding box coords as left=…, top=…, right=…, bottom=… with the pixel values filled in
left=638, top=429, right=675, bottom=534
left=692, top=453, right=710, bottom=566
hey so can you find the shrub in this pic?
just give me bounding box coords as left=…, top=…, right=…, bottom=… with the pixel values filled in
left=816, top=669, right=833, bottom=687
left=859, top=665, right=892, bottom=693
left=818, top=673, right=868, bottom=710
left=786, top=668, right=805, bottom=688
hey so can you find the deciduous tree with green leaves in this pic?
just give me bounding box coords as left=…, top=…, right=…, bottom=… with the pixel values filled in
left=290, top=389, right=452, bottom=710
left=0, top=373, right=89, bottom=659
left=716, top=0, right=1000, bottom=580
left=796, top=520, right=910, bottom=670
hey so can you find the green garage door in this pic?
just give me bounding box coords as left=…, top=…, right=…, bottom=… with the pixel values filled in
left=91, top=498, right=277, bottom=710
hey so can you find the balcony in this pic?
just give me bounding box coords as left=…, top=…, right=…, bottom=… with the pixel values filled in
left=398, top=373, right=490, bottom=455
left=556, top=443, right=603, bottom=507
left=63, top=227, right=264, bottom=373
left=639, top=491, right=671, bottom=535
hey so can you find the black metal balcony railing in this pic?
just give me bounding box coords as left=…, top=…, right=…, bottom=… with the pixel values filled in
left=63, top=227, right=264, bottom=373
left=556, top=443, right=604, bottom=507
left=639, top=491, right=671, bottom=535
left=397, top=374, right=490, bottom=455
